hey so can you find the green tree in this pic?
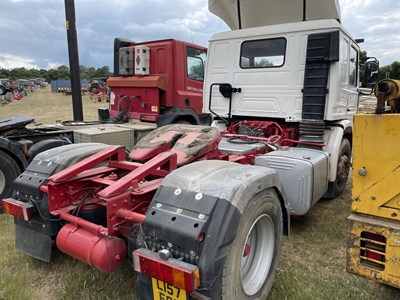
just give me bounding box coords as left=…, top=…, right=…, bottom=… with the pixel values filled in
left=359, top=50, right=368, bottom=84
left=81, top=66, right=96, bottom=81
left=0, top=68, right=10, bottom=78
left=378, top=61, right=400, bottom=80
left=56, top=65, right=71, bottom=79
left=80, top=65, right=88, bottom=80
left=29, top=68, right=41, bottom=78
left=255, top=58, right=273, bottom=67
left=9, top=67, right=30, bottom=79
left=390, top=61, right=400, bottom=79
left=93, top=66, right=111, bottom=79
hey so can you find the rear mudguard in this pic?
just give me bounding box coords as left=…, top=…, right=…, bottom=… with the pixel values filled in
left=0, top=136, right=28, bottom=171
left=12, top=143, right=110, bottom=261
left=136, top=160, right=290, bottom=299
left=26, top=137, right=72, bottom=163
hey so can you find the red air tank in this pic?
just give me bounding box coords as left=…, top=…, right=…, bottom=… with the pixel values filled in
left=56, top=223, right=127, bottom=272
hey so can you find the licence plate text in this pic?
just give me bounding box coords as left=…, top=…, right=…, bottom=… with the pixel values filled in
left=152, top=278, right=187, bottom=300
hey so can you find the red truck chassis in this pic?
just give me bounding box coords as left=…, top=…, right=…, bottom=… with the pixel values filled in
left=3, top=121, right=310, bottom=298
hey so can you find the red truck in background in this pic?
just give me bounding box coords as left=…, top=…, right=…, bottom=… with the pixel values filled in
left=105, top=38, right=209, bottom=126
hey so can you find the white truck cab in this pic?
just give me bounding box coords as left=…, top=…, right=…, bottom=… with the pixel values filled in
left=204, top=19, right=360, bottom=122
left=205, top=0, right=359, bottom=122
left=205, top=0, right=360, bottom=200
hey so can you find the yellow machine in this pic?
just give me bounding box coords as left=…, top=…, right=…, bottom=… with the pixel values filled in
left=347, top=79, right=400, bottom=288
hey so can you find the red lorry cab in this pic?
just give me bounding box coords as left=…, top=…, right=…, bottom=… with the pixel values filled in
left=106, top=39, right=208, bottom=126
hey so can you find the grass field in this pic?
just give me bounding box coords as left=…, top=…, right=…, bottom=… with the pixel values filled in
left=0, top=88, right=399, bottom=299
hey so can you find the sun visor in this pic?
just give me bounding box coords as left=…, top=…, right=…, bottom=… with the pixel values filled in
left=208, top=0, right=341, bottom=30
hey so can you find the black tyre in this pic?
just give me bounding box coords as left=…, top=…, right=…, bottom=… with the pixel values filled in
left=325, top=138, right=351, bottom=199
left=222, top=189, right=282, bottom=299
left=89, top=84, right=99, bottom=94
left=0, top=85, right=6, bottom=95
left=173, top=120, right=191, bottom=125
left=0, top=151, right=21, bottom=213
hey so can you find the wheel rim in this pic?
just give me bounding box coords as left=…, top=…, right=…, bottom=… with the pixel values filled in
left=241, top=214, right=275, bottom=296
left=0, top=169, right=5, bottom=194
left=337, top=153, right=350, bottom=184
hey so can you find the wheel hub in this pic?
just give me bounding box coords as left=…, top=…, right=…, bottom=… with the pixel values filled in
left=241, top=214, right=275, bottom=296
left=337, top=154, right=350, bottom=183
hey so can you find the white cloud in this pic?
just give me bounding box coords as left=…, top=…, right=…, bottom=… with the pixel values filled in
left=0, top=53, right=38, bottom=69
left=339, top=0, right=400, bottom=65
left=46, top=62, right=62, bottom=70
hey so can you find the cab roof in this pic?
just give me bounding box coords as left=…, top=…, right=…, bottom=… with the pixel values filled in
left=209, top=0, right=341, bottom=30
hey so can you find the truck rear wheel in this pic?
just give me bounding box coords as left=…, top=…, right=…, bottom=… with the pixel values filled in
left=222, top=189, right=282, bottom=299
left=0, top=85, right=6, bottom=95
left=89, top=84, right=100, bottom=94
left=325, top=138, right=351, bottom=199
left=0, top=151, right=20, bottom=212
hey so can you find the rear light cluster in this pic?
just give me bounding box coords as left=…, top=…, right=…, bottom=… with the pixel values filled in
left=133, top=248, right=200, bottom=293
left=2, top=198, right=35, bottom=221
left=360, top=231, right=386, bottom=271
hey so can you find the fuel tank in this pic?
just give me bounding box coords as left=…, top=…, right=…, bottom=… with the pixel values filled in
left=56, top=224, right=127, bottom=272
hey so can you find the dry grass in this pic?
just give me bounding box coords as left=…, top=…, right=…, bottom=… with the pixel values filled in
left=1, top=88, right=399, bottom=299
left=269, top=178, right=399, bottom=299
left=0, top=87, right=105, bottom=124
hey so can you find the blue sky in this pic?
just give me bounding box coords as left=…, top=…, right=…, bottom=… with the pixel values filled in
left=0, top=0, right=398, bottom=69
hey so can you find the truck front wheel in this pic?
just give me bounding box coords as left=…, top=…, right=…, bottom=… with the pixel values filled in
left=222, top=189, right=282, bottom=299
left=0, top=151, right=21, bottom=212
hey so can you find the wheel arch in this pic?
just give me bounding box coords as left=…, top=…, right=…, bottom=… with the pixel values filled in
left=160, top=160, right=290, bottom=234
left=157, top=107, right=200, bottom=126
left=0, top=137, right=27, bottom=172
left=12, top=142, right=111, bottom=261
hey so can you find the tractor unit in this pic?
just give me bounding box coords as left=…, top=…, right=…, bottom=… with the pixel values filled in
left=0, top=79, right=11, bottom=95
left=3, top=0, right=363, bottom=299
left=88, top=77, right=107, bottom=94
left=103, top=39, right=208, bottom=126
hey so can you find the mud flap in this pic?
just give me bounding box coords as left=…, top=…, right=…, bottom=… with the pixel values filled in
left=15, top=220, right=53, bottom=261
left=136, top=275, right=154, bottom=300
left=9, top=143, right=110, bottom=261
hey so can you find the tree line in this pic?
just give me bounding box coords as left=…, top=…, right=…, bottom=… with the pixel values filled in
left=0, top=65, right=112, bottom=83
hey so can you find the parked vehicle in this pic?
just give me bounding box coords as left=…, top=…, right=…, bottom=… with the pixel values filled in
left=31, top=78, right=47, bottom=88
left=347, top=77, right=400, bottom=289
left=0, top=116, right=72, bottom=212
left=50, top=79, right=89, bottom=93
left=3, top=0, right=366, bottom=299
left=0, top=79, right=11, bottom=95
left=105, top=38, right=208, bottom=126
left=88, top=77, right=107, bottom=94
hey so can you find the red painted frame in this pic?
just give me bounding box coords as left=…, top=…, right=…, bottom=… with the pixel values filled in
left=40, top=122, right=318, bottom=240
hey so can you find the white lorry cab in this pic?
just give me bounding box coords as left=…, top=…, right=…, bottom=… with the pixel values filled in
left=205, top=0, right=361, bottom=200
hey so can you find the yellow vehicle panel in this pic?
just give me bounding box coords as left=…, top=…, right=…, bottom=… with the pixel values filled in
left=352, top=114, right=400, bottom=221
left=347, top=213, right=400, bottom=288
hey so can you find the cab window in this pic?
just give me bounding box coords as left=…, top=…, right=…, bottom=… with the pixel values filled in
left=187, top=47, right=207, bottom=81
left=349, top=46, right=358, bottom=86
left=240, top=38, right=286, bottom=68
